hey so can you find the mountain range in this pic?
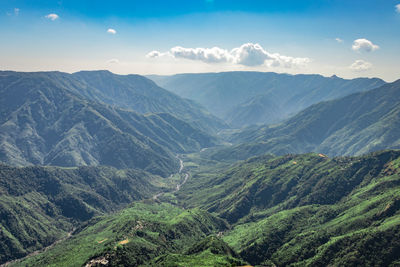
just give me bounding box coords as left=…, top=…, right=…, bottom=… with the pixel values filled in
left=71, top=70, right=226, bottom=133
left=228, top=79, right=400, bottom=157
left=1, top=70, right=400, bottom=266
left=149, top=71, right=385, bottom=127
left=0, top=71, right=220, bottom=175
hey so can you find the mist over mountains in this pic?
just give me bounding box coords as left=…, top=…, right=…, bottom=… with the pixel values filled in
left=148, top=71, right=385, bottom=127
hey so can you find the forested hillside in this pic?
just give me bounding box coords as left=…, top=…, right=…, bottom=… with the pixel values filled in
left=0, top=164, right=161, bottom=264
left=10, top=150, right=400, bottom=266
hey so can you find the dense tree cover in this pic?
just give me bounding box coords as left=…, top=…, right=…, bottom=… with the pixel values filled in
left=178, top=150, right=400, bottom=266
left=0, top=164, right=160, bottom=264
left=8, top=150, right=400, bottom=266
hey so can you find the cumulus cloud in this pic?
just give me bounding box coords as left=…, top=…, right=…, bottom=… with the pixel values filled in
left=45, top=13, right=59, bottom=21
left=350, top=60, right=372, bottom=71
left=107, top=28, right=116, bottom=34
left=147, top=43, right=310, bottom=68
left=335, top=38, right=343, bottom=43
left=396, top=4, right=400, bottom=13
left=170, top=46, right=232, bottom=63
left=14, top=8, right=19, bottom=15
left=352, top=38, right=379, bottom=52
left=107, top=59, right=120, bottom=64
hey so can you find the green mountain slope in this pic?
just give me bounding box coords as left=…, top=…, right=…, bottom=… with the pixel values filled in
left=11, top=150, right=400, bottom=266
left=71, top=70, right=227, bottom=133
left=12, top=202, right=243, bottom=267
left=176, top=150, right=400, bottom=266
left=148, top=71, right=385, bottom=126
left=229, top=79, right=400, bottom=157
left=0, top=71, right=218, bottom=175
left=0, top=164, right=161, bottom=264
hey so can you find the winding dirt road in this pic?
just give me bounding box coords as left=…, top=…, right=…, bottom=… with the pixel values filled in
left=152, top=156, right=189, bottom=200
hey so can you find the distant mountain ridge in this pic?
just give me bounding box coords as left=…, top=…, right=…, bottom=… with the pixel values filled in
left=148, top=71, right=385, bottom=127
left=228, top=79, right=400, bottom=157
left=71, top=70, right=226, bottom=133
left=0, top=71, right=218, bottom=175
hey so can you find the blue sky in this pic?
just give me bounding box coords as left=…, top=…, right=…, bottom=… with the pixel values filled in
left=1, top=0, right=399, bottom=81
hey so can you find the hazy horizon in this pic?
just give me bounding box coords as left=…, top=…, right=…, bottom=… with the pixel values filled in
left=0, top=68, right=392, bottom=83
left=1, top=0, right=400, bottom=82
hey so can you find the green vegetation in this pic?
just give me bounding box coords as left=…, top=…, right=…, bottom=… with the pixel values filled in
left=0, top=164, right=161, bottom=263
left=149, top=236, right=246, bottom=266
left=4, top=150, right=400, bottom=266
left=229, top=80, right=400, bottom=157
left=177, top=150, right=400, bottom=266
left=2, top=70, right=400, bottom=266
left=12, top=202, right=233, bottom=267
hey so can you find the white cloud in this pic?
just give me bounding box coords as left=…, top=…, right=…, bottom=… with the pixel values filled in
left=107, top=59, right=120, bottom=64
left=335, top=38, right=343, bottom=43
left=396, top=4, right=400, bottom=13
left=14, top=8, right=19, bottom=15
left=146, top=50, right=169, bottom=58
left=231, top=43, right=270, bottom=66
left=107, top=28, right=116, bottom=34
left=147, top=43, right=310, bottom=68
left=170, top=46, right=232, bottom=63
left=352, top=38, right=379, bottom=52
left=350, top=60, right=372, bottom=71
left=45, top=13, right=59, bottom=21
